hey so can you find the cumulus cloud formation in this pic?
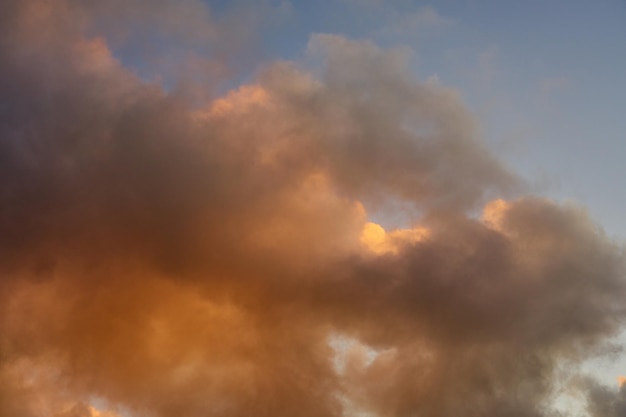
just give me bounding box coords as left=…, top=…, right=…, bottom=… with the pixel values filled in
left=0, top=1, right=625, bottom=417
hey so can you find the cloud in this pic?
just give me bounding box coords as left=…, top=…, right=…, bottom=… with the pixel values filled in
left=0, top=1, right=625, bottom=417
left=339, top=1, right=454, bottom=40
left=377, top=6, right=455, bottom=38
left=534, top=76, right=572, bottom=112
left=582, top=378, right=626, bottom=417
left=62, top=0, right=292, bottom=95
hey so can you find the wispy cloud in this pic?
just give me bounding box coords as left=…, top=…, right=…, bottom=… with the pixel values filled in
left=340, top=1, right=454, bottom=39
left=376, top=6, right=455, bottom=38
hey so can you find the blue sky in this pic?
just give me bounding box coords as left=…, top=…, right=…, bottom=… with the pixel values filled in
left=273, top=0, right=626, bottom=236
left=186, top=0, right=626, bottom=238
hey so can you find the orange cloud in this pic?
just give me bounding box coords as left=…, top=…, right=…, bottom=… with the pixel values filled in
left=360, top=222, right=429, bottom=255
left=206, top=85, right=272, bottom=117
left=481, top=198, right=511, bottom=231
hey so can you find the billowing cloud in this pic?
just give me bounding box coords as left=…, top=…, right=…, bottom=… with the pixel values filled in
left=581, top=378, right=626, bottom=417
left=0, top=1, right=625, bottom=417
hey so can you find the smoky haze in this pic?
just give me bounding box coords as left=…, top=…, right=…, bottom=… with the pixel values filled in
left=0, top=1, right=625, bottom=417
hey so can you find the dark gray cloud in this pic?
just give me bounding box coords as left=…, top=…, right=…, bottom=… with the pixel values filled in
left=582, top=378, right=626, bottom=417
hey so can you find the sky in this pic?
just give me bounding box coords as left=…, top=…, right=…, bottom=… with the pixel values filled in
left=1, top=1, right=626, bottom=417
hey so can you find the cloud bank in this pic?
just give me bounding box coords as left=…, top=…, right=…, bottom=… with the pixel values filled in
left=0, top=1, right=625, bottom=416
